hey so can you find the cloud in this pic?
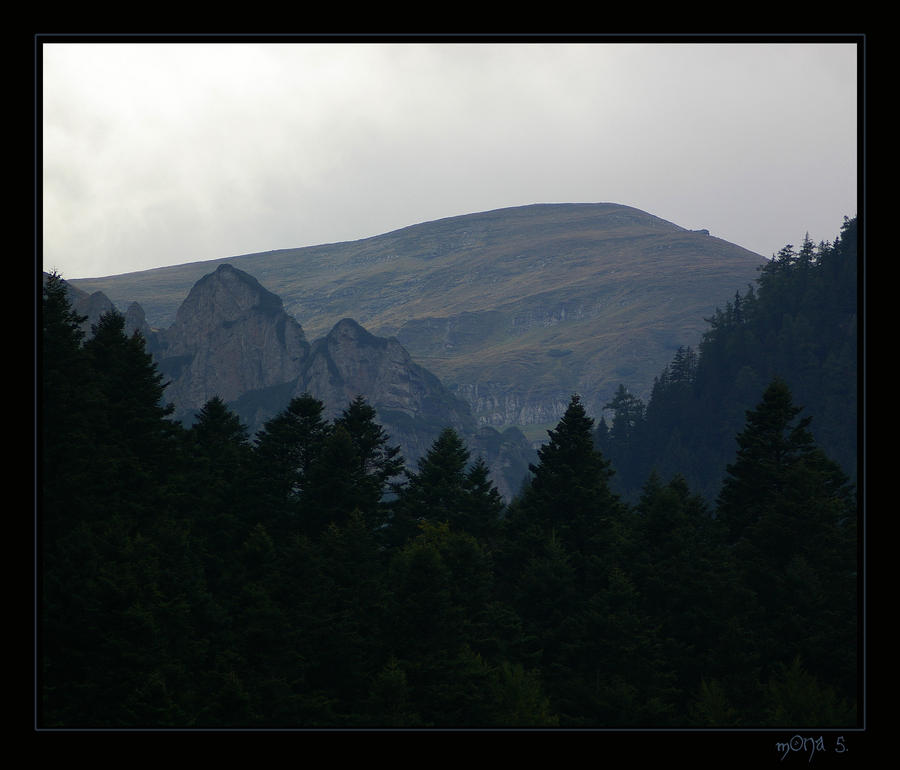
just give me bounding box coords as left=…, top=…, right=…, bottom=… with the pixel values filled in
left=41, top=40, right=858, bottom=279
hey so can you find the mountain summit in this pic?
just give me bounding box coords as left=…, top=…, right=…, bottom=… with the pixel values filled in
left=155, top=263, right=309, bottom=410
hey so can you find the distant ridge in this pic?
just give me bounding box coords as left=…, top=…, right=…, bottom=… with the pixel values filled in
left=69, top=203, right=765, bottom=431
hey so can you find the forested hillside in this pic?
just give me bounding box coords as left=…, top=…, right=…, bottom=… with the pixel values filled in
left=596, top=216, right=858, bottom=504
left=39, top=246, right=859, bottom=728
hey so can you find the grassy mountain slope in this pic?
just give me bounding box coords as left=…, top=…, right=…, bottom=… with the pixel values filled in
left=69, top=203, right=765, bottom=429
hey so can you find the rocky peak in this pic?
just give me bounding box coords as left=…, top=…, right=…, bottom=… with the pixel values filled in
left=158, top=264, right=309, bottom=414
left=169, top=263, right=285, bottom=335
left=321, top=317, right=385, bottom=351
left=302, top=317, right=465, bottom=424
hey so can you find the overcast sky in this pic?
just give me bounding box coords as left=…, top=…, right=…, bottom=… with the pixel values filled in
left=41, top=39, right=860, bottom=279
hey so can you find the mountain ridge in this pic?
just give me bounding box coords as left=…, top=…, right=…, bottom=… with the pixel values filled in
left=68, top=202, right=766, bottom=429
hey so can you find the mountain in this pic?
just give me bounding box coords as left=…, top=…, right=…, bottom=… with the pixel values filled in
left=68, top=203, right=766, bottom=436
left=145, top=264, right=533, bottom=500
left=298, top=317, right=468, bottom=433
left=154, top=264, right=310, bottom=410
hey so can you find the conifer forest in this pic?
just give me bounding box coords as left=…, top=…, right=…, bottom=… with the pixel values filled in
left=38, top=217, right=860, bottom=729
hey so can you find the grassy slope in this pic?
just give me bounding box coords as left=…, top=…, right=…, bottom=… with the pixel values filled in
left=69, top=203, right=765, bottom=424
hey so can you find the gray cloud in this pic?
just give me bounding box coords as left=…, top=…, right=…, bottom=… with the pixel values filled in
left=41, top=41, right=858, bottom=279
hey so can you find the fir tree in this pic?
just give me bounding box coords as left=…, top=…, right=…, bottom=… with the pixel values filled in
left=383, top=521, right=503, bottom=726
left=41, top=273, right=98, bottom=532
left=332, top=395, right=405, bottom=530
left=518, top=394, right=621, bottom=557
left=303, top=424, right=367, bottom=533
left=630, top=473, right=755, bottom=717
left=716, top=378, right=857, bottom=706
left=41, top=297, right=206, bottom=727
left=81, top=308, right=182, bottom=518
left=390, top=427, right=470, bottom=545
left=250, top=393, right=331, bottom=539
left=183, top=396, right=253, bottom=590
left=460, top=456, right=505, bottom=543
left=603, top=384, right=645, bottom=445
left=716, top=378, right=854, bottom=552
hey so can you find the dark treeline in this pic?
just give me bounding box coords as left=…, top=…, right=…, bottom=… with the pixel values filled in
left=39, top=217, right=858, bottom=728
left=597, top=216, right=858, bottom=504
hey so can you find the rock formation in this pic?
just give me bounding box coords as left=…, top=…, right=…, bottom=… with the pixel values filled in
left=155, top=264, right=309, bottom=413
left=295, top=317, right=477, bottom=461
left=150, top=265, right=534, bottom=499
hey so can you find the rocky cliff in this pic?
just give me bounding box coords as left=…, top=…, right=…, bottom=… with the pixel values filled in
left=295, top=317, right=477, bottom=460
left=155, top=264, right=310, bottom=412
left=303, top=318, right=467, bottom=417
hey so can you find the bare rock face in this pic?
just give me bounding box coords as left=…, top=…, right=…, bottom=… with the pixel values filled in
left=453, top=381, right=573, bottom=428
left=157, top=264, right=309, bottom=413
left=296, top=318, right=476, bottom=461
left=224, top=314, right=534, bottom=500
left=301, top=319, right=468, bottom=422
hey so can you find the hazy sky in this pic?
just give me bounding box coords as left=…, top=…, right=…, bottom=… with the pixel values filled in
left=41, top=38, right=860, bottom=279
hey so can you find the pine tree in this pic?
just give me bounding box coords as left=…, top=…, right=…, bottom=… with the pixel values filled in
left=383, top=521, right=500, bottom=725
left=763, top=656, right=856, bottom=728
left=332, top=395, right=405, bottom=529
left=41, top=273, right=98, bottom=532
left=715, top=378, right=857, bottom=708
left=188, top=396, right=252, bottom=469
left=385, top=521, right=458, bottom=661
left=183, top=396, right=253, bottom=590
left=630, top=473, right=755, bottom=716
left=363, top=657, right=424, bottom=726
left=518, top=394, right=621, bottom=557
left=603, top=384, right=645, bottom=445
left=390, top=427, right=470, bottom=545
left=250, top=393, right=331, bottom=539
left=81, top=308, right=182, bottom=518
left=600, top=384, right=647, bottom=495
left=716, top=378, right=854, bottom=552
left=253, top=393, right=330, bottom=497
left=293, top=511, right=389, bottom=723
left=303, top=424, right=366, bottom=533
left=41, top=298, right=207, bottom=727
left=460, top=456, right=505, bottom=542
